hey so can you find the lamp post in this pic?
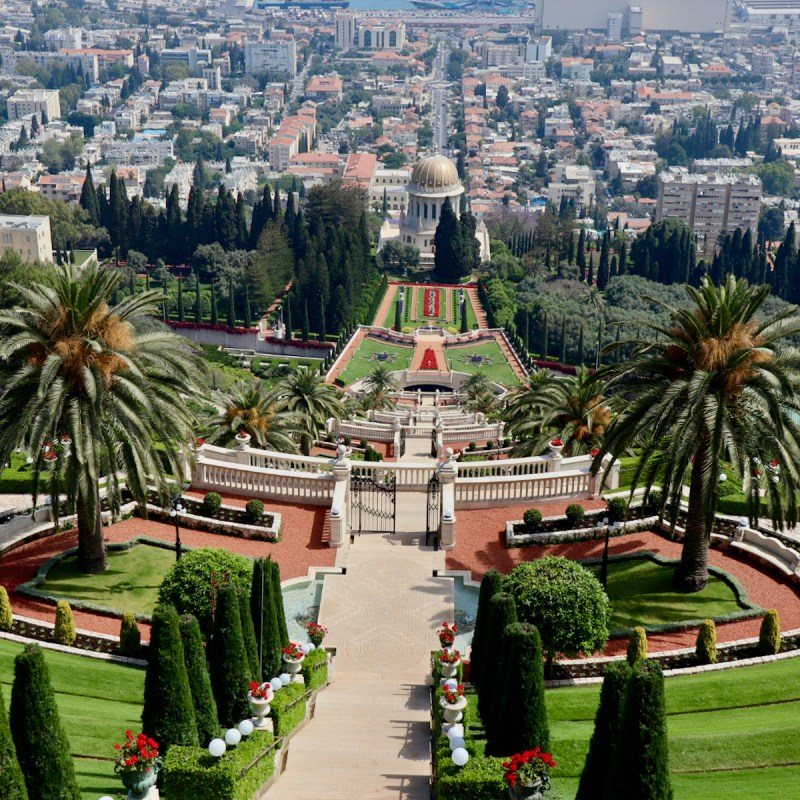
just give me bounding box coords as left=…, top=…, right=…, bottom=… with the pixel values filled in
left=169, top=494, right=186, bottom=561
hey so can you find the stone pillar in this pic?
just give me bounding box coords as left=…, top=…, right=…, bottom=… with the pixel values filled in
left=329, top=445, right=351, bottom=548
left=392, top=419, right=402, bottom=458
left=547, top=442, right=563, bottom=473
left=434, top=418, right=444, bottom=459
left=439, top=448, right=457, bottom=550
left=234, top=432, right=251, bottom=465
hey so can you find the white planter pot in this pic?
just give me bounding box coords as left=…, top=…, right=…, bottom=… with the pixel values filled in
left=283, top=655, right=305, bottom=674
left=439, top=695, right=467, bottom=724
left=248, top=689, right=273, bottom=729
left=440, top=658, right=461, bottom=679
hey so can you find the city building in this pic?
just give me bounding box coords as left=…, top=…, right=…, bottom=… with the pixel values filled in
left=335, top=11, right=356, bottom=50
left=607, top=11, right=624, bottom=41
left=0, top=214, right=53, bottom=263
left=244, top=40, right=297, bottom=77
left=37, top=174, right=85, bottom=203
left=305, top=75, right=343, bottom=102
left=656, top=167, right=762, bottom=251
left=7, top=89, right=61, bottom=121
left=357, top=21, right=406, bottom=51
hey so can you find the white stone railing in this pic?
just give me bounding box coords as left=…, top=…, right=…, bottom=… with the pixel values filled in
left=349, top=460, right=437, bottom=490
left=441, top=424, right=505, bottom=443
left=330, top=419, right=395, bottom=443
left=198, top=443, right=334, bottom=473
left=455, top=468, right=593, bottom=507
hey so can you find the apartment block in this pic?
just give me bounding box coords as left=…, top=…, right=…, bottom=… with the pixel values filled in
left=7, top=89, right=61, bottom=121
left=0, top=215, right=53, bottom=263
left=244, top=40, right=297, bottom=78
left=656, top=168, right=762, bottom=250
left=335, top=11, right=356, bottom=50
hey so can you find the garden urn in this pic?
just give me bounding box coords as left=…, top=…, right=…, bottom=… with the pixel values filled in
left=121, top=766, right=159, bottom=800
left=439, top=695, right=467, bottom=724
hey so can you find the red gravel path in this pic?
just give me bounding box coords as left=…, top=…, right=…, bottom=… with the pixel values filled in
left=0, top=496, right=334, bottom=637
left=450, top=502, right=800, bottom=655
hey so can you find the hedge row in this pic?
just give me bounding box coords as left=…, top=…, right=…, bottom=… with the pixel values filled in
left=270, top=682, right=309, bottom=741
left=434, top=737, right=506, bottom=800
left=162, top=730, right=277, bottom=800
left=300, top=649, right=329, bottom=693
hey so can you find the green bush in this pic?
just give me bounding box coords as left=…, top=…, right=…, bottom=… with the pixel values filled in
left=626, top=626, right=648, bottom=665
left=468, top=441, right=476, bottom=451
left=478, top=593, right=517, bottom=744
left=203, top=492, right=223, bottom=516
left=271, top=682, right=308, bottom=740
left=179, top=615, right=219, bottom=746
left=716, top=464, right=743, bottom=498
left=565, top=503, right=585, bottom=526
left=162, top=730, right=276, bottom=800
left=469, top=569, right=503, bottom=688
left=53, top=600, right=76, bottom=646
left=158, top=548, right=253, bottom=635
left=0, top=684, right=28, bottom=800
left=696, top=619, right=717, bottom=665
left=523, top=508, right=542, bottom=531
left=0, top=585, right=13, bottom=631
left=606, top=497, right=628, bottom=523
left=245, top=499, right=264, bottom=523
left=605, top=660, right=672, bottom=800
left=576, top=660, right=631, bottom=800
left=645, top=491, right=663, bottom=514
left=119, top=612, right=141, bottom=658
left=209, top=586, right=251, bottom=727
left=237, top=587, right=260, bottom=680
left=250, top=558, right=282, bottom=679
left=504, top=557, right=610, bottom=670
left=10, top=644, right=80, bottom=800
left=758, top=609, right=781, bottom=656
left=142, top=605, right=199, bottom=749
left=269, top=559, right=290, bottom=649
left=301, top=648, right=329, bottom=693
left=435, top=739, right=506, bottom=800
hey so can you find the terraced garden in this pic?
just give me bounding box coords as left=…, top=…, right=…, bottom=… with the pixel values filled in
left=379, top=284, right=479, bottom=333
left=335, top=337, right=414, bottom=385
left=446, top=341, right=520, bottom=385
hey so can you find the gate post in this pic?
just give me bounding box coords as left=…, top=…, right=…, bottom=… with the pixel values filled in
left=329, top=445, right=351, bottom=548
left=438, top=448, right=458, bottom=550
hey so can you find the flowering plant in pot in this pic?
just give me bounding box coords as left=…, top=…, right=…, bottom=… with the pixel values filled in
left=502, top=748, right=556, bottom=799
left=442, top=684, right=465, bottom=705
left=113, top=730, right=160, bottom=800
left=438, top=648, right=461, bottom=664
left=248, top=681, right=274, bottom=727
left=282, top=642, right=306, bottom=674
left=249, top=681, right=272, bottom=700
left=437, top=622, right=457, bottom=648
left=307, top=621, right=328, bottom=647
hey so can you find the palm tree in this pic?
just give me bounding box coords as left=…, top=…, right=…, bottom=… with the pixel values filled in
left=0, top=263, right=205, bottom=573
left=595, top=276, right=800, bottom=592
left=460, top=371, right=493, bottom=403
left=205, top=381, right=300, bottom=452
left=361, top=364, right=398, bottom=412
left=506, top=367, right=609, bottom=457
left=277, top=370, right=343, bottom=455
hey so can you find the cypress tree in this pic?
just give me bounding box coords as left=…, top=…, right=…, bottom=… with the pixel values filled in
left=194, top=276, right=202, bottom=323
left=179, top=615, right=219, bottom=746
left=250, top=558, right=282, bottom=679
left=576, top=660, right=631, bottom=800
left=142, top=606, right=198, bottom=748
left=285, top=295, right=293, bottom=341
left=478, top=593, right=518, bottom=741
left=319, top=300, right=327, bottom=342
left=10, top=645, right=79, bottom=800
left=0, top=684, right=29, bottom=800
left=302, top=299, right=310, bottom=341
left=177, top=275, right=185, bottom=322
left=243, top=286, right=252, bottom=328
left=209, top=585, right=251, bottom=727
left=227, top=276, right=236, bottom=327
left=576, top=228, right=586, bottom=272
left=560, top=316, right=567, bottom=364
left=605, top=660, right=673, bottom=800
left=395, top=297, right=402, bottom=331
left=618, top=241, right=627, bottom=275
left=469, top=569, right=503, bottom=688
left=542, top=312, right=549, bottom=359
left=210, top=279, right=219, bottom=325
left=578, top=324, right=585, bottom=366
left=237, top=588, right=261, bottom=681
left=269, top=558, right=290, bottom=648
left=79, top=165, right=100, bottom=226
left=489, top=622, right=549, bottom=757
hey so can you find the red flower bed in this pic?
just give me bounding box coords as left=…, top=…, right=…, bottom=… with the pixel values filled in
left=423, top=288, right=440, bottom=318
left=420, top=348, right=439, bottom=370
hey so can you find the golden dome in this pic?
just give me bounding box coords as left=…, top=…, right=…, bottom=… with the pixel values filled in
left=410, top=154, right=461, bottom=191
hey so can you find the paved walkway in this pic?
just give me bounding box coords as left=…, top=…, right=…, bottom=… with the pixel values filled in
left=269, top=531, right=450, bottom=800
left=409, top=332, right=449, bottom=374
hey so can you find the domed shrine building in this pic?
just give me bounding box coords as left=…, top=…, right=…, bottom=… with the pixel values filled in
left=379, top=154, right=490, bottom=269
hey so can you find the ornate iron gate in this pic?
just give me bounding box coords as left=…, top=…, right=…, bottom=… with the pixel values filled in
left=425, top=473, right=441, bottom=548
left=350, top=474, right=396, bottom=534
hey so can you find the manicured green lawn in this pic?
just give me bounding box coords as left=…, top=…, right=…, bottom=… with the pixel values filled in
left=337, top=338, right=414, bottom=386
left=585, top=557, right=752, bottom=630
left=0, top=638, right=144, bottom=800
left=0, top=451, right=37, bottom=494
left=378, top=285, right=480, bottom=333
left=446, top=341, right=520, bottom=385
left=40, top=543, right=176, bottom=617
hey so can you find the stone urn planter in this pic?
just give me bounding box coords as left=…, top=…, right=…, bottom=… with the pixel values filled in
left=439, top=656, right=461, bottom=680
left=121, top=766, right=159, bottom=800
left=508, top=778, right=549, bottom=800
left=548, top=440, right=564, bottom=456
left=439, top=695, right=467, bottom=724
left=248, top=684, right=274, bottom=729
left=282, top=643, right=306, bottom=675
left=235, top=431, right=251, bottom=449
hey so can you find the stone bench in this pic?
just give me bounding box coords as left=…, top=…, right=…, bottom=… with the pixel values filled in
left=730, top=527, right=800, bottom=578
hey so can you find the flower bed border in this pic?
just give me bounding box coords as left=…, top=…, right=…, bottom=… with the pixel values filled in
left=143, top=501, right=282, bottom=542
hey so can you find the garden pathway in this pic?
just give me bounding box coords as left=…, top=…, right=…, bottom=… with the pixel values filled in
left=268, top=533, right=450, bottom=800
left=408, top=332, right=449, bottom=374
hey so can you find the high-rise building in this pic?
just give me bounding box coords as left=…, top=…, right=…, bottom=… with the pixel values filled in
left=656, top=168, right=762, bottom=251
left=607, top=11, right=624, bottom=40
left=335, top=11, right=356, bottom=50
left=244, top=40, right=297, bottom=77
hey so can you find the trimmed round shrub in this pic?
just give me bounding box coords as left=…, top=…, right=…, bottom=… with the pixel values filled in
left=696, top=619, right=717, bottom=665
left=504, top=557, right=610, bottom=670
left=606, top=497, right=628, bottom=523
left=119, top=612, right=141, bottom=658
left=343, top=435, right=352, bottom=446
left=626, top=626, right=648, bottom=665
left=758, top=609, right=781, bottom=656
left=0, top=684, right=28, bottom=800
left=158, top=549, right=253, bottom=636
left=468, top=441, right=477, bottom=451
left=523, top=508, right=543, bottom=531
left=53, top=600, right=76, bottom=646
left=179, top=614, right=219, bottom=745
left=203, top=492, right=222, bottom=517
left=10, top=644, right=80, bottom=799
left=645, top=491, right=663, bottom=515
left=0, top=585, right=13, bottom=632
left=565, top=503, right=585, bottom=526
left=359, top=439, right=368, bottom=449
left=245, top=499, right=265, bottom=523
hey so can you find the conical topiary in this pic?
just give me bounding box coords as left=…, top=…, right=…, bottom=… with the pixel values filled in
left=758, top=609, right=781, bottom=655
left=179, top=614, right=219, bottom=745
left=0, top=684, right=28, bottom=800
left=604, top=660, right=673, bottom=800
left=0, top=586, right=12, bottom=631
left=575, top=660, right=632, bottom=800
left=209, top=585, right=251, bottom=726
left=237, top=587, right=261, bottom=680
left=119, top=612, right=141, bottom=658
left=695, top=619, right=717, bottom=665
left=141, top=605, right=199, bottom=748
left=54, top=599, right=76, bottom=645
left=269, top=558, right=290, bottom=648
left=626, top=626, right=648, bottom=665
left=10, top=644, right=79, bottom=799
left=250, top=558, right=281, bottom=679
left=469, top=569, right=502, bottom=688
left=489, top=622, right=549, bottom=757
left=479, top=593, right=517, bottom=741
